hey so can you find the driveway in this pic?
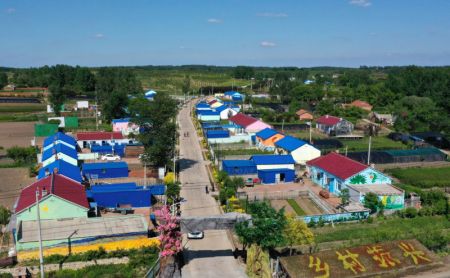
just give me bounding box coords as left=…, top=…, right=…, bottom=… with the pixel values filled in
left=178, top=100, right=246, bottom=278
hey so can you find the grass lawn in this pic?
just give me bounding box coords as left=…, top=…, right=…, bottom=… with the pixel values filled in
left=386, top=167, right=450, bottom=188
left=313, top=215, right=450, bottom=251
left=286, top=130, right=327, bottom=141
left=287, top=199, right=307, bottom=216
left=339, top=136, right=408, bottom=152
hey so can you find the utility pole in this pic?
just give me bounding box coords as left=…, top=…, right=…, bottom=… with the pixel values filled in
left=367, top=136, right=372, bottom=165
left=36, top=189, right=45, bottom=278
left=282, top=119, right=285, bottom=133
left=309, top=121, right=312, bottom=144
left=144, top=161, right=147, bottom=186
left=173, top=117, right=177, bottom=182
left=95, top=90, right=99, bottom=131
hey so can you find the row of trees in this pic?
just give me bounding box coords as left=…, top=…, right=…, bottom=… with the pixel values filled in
left=130, top=93, right=178, bottom=167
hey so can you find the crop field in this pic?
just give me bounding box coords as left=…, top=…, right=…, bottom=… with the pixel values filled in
left=0, top=103, right=46, bottom=113
left=0, top=121, right=43, bottom=149
left=134, top=68, right=250, bottom=93
left=312, top=216, right=450, bottom=251
left=270, top=197, right=323, bottom=216
left=386, top=167, right=450, bottom=188
left=0, top=167, right=36, bottom=209
left=338, top=136, right=407, bottom=152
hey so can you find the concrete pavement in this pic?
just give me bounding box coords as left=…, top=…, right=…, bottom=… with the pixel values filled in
left=178, top=101, right=246, bottom=278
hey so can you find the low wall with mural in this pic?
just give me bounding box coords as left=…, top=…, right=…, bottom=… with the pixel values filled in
left=299, top=210, right=370, bottom=224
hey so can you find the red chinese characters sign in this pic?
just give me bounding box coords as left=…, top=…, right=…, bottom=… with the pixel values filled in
left=281, top=240, right=435, bottom=278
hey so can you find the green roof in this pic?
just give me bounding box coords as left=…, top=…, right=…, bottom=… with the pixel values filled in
left=385, top=148, right=444, bottom=157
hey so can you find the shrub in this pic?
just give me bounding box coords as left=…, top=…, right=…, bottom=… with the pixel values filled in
left=6, top=146, right=38, bottom=165
left=415, top=230, right=449, bottom=252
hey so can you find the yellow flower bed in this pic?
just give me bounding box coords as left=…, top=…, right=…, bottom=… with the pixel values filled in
left=18, top=237, right=160, bottom=261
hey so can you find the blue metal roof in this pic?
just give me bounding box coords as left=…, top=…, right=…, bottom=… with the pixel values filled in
left=42, top=143, right=78, bottom=161
left=196, top=109, right=214, bottom=115
left=196, top=103, right=210, bottom=108
left=37, top=159, right=82, bottom=182
left=112, top=118, right=131, bottom=124
left=43, top=132, right=77, bottom=148
left=83, top=162, right=128, bottom=170
left=225, top=91, right=241, bottom=96
left=149, top=184, right=165, bottom=195
left=215, top=105, right=228, bottom=112
left=251, top=155, right=295, bottom=165
left=198, top=110, right=220, bottom=116
left=145, top=90, right=157, bottom=96
left=222, top=160, right=256, bottom=168
left=275, top=136, right=307, bottom=152
left=90, top=182, right=138, bottom=192
left=256, top=128, right=279, bottom=140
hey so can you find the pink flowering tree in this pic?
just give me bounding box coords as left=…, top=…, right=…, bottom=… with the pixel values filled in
left=155, top=205, right=182, bottom=257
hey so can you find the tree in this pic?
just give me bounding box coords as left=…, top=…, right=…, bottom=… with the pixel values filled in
left=101, top=90, right=129, bottom=122
left=233, top=66, right=255, bottom=79
left=363, top=192, right=382, bottom=214
left=48, top=84, right=66, bottom=116
left=283, top=214, right=314, bottom=256
left=181, top=75, right=190, bottom=95
left=0, top=205, right=11, bottom=226
left=6, top=146, right=38, bottom=165
left=129, top=94, right=178, bottom=167
left=393, top=96, right=443, bottom=133
left=0, top=72, right=7, bottom=89
left=235, top=201, right=287, bottom=251
left=339, top=188, right=350, bottom=206
left=165, top=182, right=181, bottom=204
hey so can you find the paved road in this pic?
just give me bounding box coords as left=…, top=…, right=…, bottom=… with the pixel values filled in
left=178, top=101, right=246, bottom=278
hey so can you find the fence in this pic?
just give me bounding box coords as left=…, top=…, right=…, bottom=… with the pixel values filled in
left=236, top=190, right=308, bottom=201
left=298, top=210, right=370, bottom=224
left=144, top=257, right=161, bottom=278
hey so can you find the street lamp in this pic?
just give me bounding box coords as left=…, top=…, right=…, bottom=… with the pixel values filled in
left=169, top=198, right=187, bottom=216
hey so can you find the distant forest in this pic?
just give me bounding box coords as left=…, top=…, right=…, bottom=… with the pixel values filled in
left=0, top=65, right=449, bottom=133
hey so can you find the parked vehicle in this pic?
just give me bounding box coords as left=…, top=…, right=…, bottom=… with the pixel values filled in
left=101, top=154, right=121, bottom=161
left=187, top=231, right=204, bottom=239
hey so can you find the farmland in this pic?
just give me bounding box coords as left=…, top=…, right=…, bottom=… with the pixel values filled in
left=0, top=167, right=36, bottom=209
left=386, top=167, right=450, bottom=188
left=338, top=136, right=408, bottom=152
left=0, top=103, right=46, bottom=113
left=313, top=215, right=450, bottom=252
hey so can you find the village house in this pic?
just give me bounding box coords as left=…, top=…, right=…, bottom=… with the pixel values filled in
left=215, top=104, right=238, bottom=120
left=76, top=131, right=131, bottom=148
left=251, top=155, right=296, bottom=184
left=38, top=159, right=82, bottom=183
left=369, top=112, right=395, bottom=125
left=229, top=113, right=271, bottom=134
left=42, top=143, right=78, bottom=167
left=295, top=109, right=314, bottom=121
left=112, top=118, right=139, bottom=136
left=224, top=91, right=244, bottom=101
left=347, top=100, right=373, bottom=111
left=315, top=115, right=354, bottom=136
left=255, top=128, right=285, bottom=151
left=197, top=109, right=221, bottom=122
left=42, top=132, right=77, bottom=152
left=306, top=152, right=404, bottom=209
left=274, top=136, right=321, bottom=165
left=82, top=161, right=129, bottom=179
left=144, top=89, right=157, bottom=100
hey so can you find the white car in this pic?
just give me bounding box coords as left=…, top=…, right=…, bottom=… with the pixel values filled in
left=101, top=154, right=121, bottom=161
left=187, top=231, right=204, bottom=240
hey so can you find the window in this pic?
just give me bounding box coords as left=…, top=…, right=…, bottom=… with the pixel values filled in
left=337, top=181, right=342, bottom=191
left=102, top=168, right=106, bottom=174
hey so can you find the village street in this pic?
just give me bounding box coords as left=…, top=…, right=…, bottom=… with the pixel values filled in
left=178, top=101, right=246, bottom=278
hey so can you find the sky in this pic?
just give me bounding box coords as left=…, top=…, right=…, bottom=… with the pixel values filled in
left=1, top=0, right=450, bottom=68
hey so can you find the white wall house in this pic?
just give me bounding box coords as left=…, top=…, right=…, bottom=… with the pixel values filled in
left=274, top=136, right=321, bottom=165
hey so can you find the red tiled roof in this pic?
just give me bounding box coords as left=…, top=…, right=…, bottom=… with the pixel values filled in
left=315, top=115, right=341, bottom=126
left=76, top=132, right=124, bottom=141
left=307, top=152, right=368, bottom=180
left=296, top=109, right=309, bottom=115
left=15, top=174, right=89, bottom=214
left=208, top=99, right=218, bottom=105
left=229, top=113, right=258, bottom=127
left=350, top=100, right=372, bottom=108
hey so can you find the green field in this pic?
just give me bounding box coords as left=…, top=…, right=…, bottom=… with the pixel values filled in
left=287, top=199, right=306, bottom=216
left=313, top=216, right=450, bottom=251
left=386, top=167, right=450, bottom=188
left=338, top=136, right=408, bottom=152
left=0, top=103, right=46, bottom=113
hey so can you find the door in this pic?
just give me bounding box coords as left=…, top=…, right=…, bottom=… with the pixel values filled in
left=280, top=173, right=285, bottom=182
left=275, top=173, right=280, bottom=183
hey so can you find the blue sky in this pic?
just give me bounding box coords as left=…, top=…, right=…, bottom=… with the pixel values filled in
left=1, top=0, right=450, bottom=67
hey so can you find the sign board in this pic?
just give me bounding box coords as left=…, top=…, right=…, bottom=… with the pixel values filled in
left=77, top=101, right=89, bottom=109
left=158, top=167, right=165, bottom=179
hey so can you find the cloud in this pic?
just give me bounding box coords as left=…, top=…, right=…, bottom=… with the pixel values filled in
left=6, top=8, right=16, bottom=14
left=349, top=0, right=372, bottom=7
left=207, top=18, right=223, bottom=24
left=94, top=33, right=105, bottom=39
left=260, top=41, right=276, bottom=47
left=256, top=12, right=288, bottom=18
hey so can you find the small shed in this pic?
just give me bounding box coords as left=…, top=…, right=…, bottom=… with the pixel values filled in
left=222, top=160, right=257, bottom=176
left=91, top=144, right=126, bottom=157
left=347, top=184, right=404, bottom=210
left=250, top=155, right=296, bottom=184
left=83, top=162, right=129, bottom=179
left=255, top=128, right=285, bottom=150
left=257, top=168, right=295, bottom=184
